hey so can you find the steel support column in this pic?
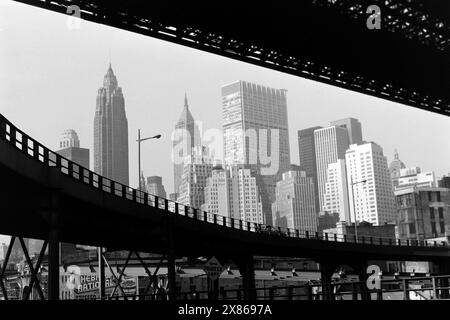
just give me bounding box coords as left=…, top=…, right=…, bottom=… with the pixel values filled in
left=167, top=250, right=176, bottom=301
left=47, top=188, right=61, bottom=301
left=437, top=259, right=450, bottom=299
left=47, top=225, right=59, bottom=300
left=354, top=259, right=371, bottom=301
left=319, top=259, right=335, bottom=300
left=236, top=255, right=256, bottom=300
left=98, top=247, right=105, bottom=299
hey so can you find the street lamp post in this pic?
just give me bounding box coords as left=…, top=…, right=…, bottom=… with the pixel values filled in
left=137, top=129, right=161, bottom=191
left=350, top=175, right=367, bottom=243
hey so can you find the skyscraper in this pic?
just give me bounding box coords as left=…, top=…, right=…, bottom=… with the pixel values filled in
left=173, top=94, right=201, bottom=195
left=94, top=64, right=129, bottom=185
left=178, top=146, right=213, bottom=209
left=323, top=159, right=350, bottom=222
left=345, top=142, right=397, bottom=225
left=56, top=129, right=89, bottom=169
left=229, top=165, right=265, bottom=224
left=272, top=170, right=317, bottom=232
left=201, top=164, right=265, bottom=223
left=201, top=164, right=230, bottom=217
left=314, top=126, right=350, bottom=212
left=146, top=176, right=167, bottom=198
left=222, top=81, right=291, bottom=225
left=298, top=126, right=322, bottom=213
left=330, top=118, right=363, bottom=145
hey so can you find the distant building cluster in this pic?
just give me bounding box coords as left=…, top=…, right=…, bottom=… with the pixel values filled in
left=51, top=64, right=449, bottom=244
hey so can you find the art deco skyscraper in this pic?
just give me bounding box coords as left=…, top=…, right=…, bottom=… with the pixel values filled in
left=172, top=94, right=201, bottom=197
left=222, top=81, right=291, bottom=225
left=94, top=64, right=129, bottom=185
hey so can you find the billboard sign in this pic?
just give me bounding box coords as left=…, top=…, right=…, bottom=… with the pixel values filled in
left=60, top=266, right=138, bottom=300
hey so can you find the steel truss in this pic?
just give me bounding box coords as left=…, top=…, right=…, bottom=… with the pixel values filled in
left=314, top=0, right=450, bottom=52
left=0, top=237, right=48, bottom=300
left=99, top=250, right=168, bottom=300
left=12, top=0, right=450, bottom=117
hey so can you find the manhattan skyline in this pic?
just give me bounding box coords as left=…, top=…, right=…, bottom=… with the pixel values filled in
left=1, top=0, right=450, bottom=204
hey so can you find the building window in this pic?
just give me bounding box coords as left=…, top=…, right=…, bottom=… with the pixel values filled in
left=431, top=222, right=437, bottom=237
left=437, top=192, right=441, bottom=202
left=439, top=222, right=445, bottom=234
left=428, top=191, right=432, bottom=201
left=429, top=207, right=435, bottom=220
left=409, top=223, right=416, bottom=234
left=438, top=207, right=444, bottom=220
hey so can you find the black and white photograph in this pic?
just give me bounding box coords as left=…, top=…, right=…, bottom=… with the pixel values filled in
left=0, top=0, right=449, bottom=317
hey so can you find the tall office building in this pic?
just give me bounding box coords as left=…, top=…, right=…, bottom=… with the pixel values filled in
left=201, top=164, right=230, bottom=217
left=56, top=129, right=89, bottom=169
left=201, top=164, right=265, bottom=224
left=146, top=176, right=167, bottom=198
left=330, top=118, right=363, bottom=145
left=345, top=142, right=397, bottom=226
left=389, top=149, right=406, bottom=188
left=178, top=146, right=213, bottom=209
left=173, top=94, right=201, bottom=195
left=222, top=81, right=291, bottom=225
left=298, top=126, right=322, bottom=214
left=229, top=165, right=265, bottom=224
left=314, top=126, right=350, bottom=212
left=323, top=159, right=350, bottom=222
left=94, top=63, right=129, bottom=185
left=272, top=170, right=317, bottom=232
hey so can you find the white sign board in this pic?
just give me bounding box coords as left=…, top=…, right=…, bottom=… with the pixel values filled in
left=203, top=257, right=224, bottom=281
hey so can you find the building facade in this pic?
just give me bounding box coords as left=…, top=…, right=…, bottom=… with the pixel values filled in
left=389, top=149, right=406, bottom=189
left=345, top=142, right=397, bottom=225
left=178, top=146, right=213, bottom=209
left=272, top=170, right=317, bottom=232
left=395, top=187, right=450, bottom=240
left=323, top=159, right=350, bottom=222
left=222, top=81, right=291, bottom=226
left=314, top=126, right=350, bottom=212
left=201, top=165, right=230, bottom=217
left=330, top=118, right=363, bottom=145
left=93, top=64, right=129, bottom=185
left=318, top=212, right=340, bottom=233
left=146, top=176, right=167, bottom=198
left=229, top=166, right=264, bottom=224
left=56, top=129, right=90, bottom=169
left=172, top=94, right=201, bottom=195
left=395, top=167, right=436, bottom=191
left=297, top=126, right=322, bottom=214
left=438, top=175, right=450, bottom=189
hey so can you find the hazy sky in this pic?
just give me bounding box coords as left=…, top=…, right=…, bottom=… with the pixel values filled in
left=1, top=1, right=449, bottom=243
